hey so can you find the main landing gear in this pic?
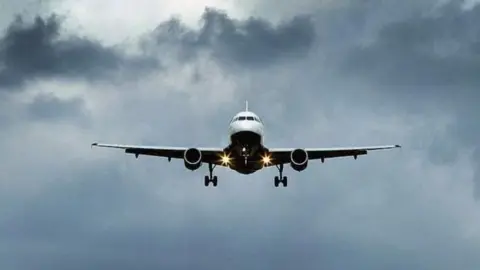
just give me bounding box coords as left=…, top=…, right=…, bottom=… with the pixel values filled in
left=204, top=163, right=218, bottom=187
left=274, top=164, right=288, bottom=187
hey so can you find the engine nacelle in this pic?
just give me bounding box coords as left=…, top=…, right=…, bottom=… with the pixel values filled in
left=290, top=148, right=308, bottom=171
left=184, top=148, right=202, bottom=170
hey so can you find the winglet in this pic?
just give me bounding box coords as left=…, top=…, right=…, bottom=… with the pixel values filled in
left=245, top=100, right=249, bottom=111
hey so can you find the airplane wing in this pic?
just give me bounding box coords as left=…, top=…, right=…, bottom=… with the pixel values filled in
left=266, top=145, right=401, bottom=167
left=91, top=143, right=227, bottom=166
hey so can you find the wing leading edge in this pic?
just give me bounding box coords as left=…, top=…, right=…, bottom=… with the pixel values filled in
left=91, top=143, right=400, bottom=167
left=266, top=144, right=401, bottom=166
left=91, top=143, right=227, bottom=166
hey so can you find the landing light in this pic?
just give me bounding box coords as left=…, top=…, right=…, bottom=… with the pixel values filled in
left=262, top=154, right=271, bottom=166
left=220, top=153, right=231, bottom=165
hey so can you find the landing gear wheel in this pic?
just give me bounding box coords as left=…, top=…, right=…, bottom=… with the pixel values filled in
left=204, top=176, right=210, bottom=187
left=204, top=175, right=218, bottom=187
left=204, top=163, right=218, bottom=187
left=274, top=164, right=288, bottom=187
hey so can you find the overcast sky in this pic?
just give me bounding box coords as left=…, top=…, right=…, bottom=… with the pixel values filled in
left=1, top=0, right=480, bottom=269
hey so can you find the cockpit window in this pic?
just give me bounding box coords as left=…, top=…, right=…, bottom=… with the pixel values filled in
left=232, top=116, right=262, bottom=122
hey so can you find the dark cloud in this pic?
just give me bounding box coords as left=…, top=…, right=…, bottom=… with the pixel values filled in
left=344, top=2, right=480, bottom=89
left=0, top=14, right=159, bottom=90
left=147, top=8, right=316, bottom=68
left=0, top=9, right=315, bottom=91
left=340, top=1, right=480, bottom=197
left=2, top=159, right=480, bottom=270
left=0, top=160, right=473, bottom=270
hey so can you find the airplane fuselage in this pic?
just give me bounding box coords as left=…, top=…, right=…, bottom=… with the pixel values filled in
left=226, top=111, right=267, bottom=174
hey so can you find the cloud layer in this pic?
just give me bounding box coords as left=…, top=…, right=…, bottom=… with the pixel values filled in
left=0, top=15, right=158, bottom=90
left=342, top=1, right=480, bottom=196
left=1, top=1, right=480, bottom=269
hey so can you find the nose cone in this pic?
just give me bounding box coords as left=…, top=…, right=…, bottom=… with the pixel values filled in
left=228, top=111, right=265, bottom=138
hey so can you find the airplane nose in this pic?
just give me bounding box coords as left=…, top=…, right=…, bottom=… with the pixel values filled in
left=229, top=120, right=264, bottom=136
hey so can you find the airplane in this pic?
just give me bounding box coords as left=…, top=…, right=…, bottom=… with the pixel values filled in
left=91, top=101, right=401, bottom=187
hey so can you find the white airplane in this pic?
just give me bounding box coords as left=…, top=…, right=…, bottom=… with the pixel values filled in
left=91, top=101, right=401, bottom=187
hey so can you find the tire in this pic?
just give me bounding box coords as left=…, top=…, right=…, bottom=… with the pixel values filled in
left=204, top=176, right=210, bottom=187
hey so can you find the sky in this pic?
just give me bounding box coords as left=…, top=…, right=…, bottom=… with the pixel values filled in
left=1, top=0, right=480, bottom=269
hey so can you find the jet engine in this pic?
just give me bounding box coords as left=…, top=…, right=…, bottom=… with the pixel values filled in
left=290, top=148, right=308, bottom=171
left=184, top=148, right=202, bottom=170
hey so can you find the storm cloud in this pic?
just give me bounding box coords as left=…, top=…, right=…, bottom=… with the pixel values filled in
left=146, top=8, right=316, bottom=67
left=0, top=14, right=158, bottom=89
left=0, top=9, right=315, bottom=89
left=341, top=0, right=480, bottom=197
left=344, top=1, right=480, bottom=88
left=1, top=0, right=480, bottom=270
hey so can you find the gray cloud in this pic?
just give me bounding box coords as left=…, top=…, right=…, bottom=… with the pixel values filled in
left=146, top=8, right=316, bottom=68
left=0, top=8, right=315, bottom=122
left=344, top=2, right=480, bottom=88
left=340, top=0, right=480, bottom=197
left=0, top=14, right=159, bottom=90
left=27, top=93, right=89, bottom=124
left=0, top=8, right=315, bottom=92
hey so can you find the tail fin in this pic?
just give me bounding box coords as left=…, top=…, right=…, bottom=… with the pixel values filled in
left=245, top=100, right=249, bottom=111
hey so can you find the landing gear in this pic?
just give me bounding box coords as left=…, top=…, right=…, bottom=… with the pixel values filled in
left=204, top=163, right=218, bottom=187
left=274, top=164, right=288, bottom=187
left=204, top=175, right=218, bottom=187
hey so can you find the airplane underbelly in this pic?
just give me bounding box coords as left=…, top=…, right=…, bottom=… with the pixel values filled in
left=234, top=169, right=257, bottom=175
left=231, top=160, right=261, bottom=174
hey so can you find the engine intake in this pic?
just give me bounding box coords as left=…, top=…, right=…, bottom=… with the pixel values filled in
left=290, top=148, right=308, bottom=171
left=184, top=148, right=202, bottom=170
